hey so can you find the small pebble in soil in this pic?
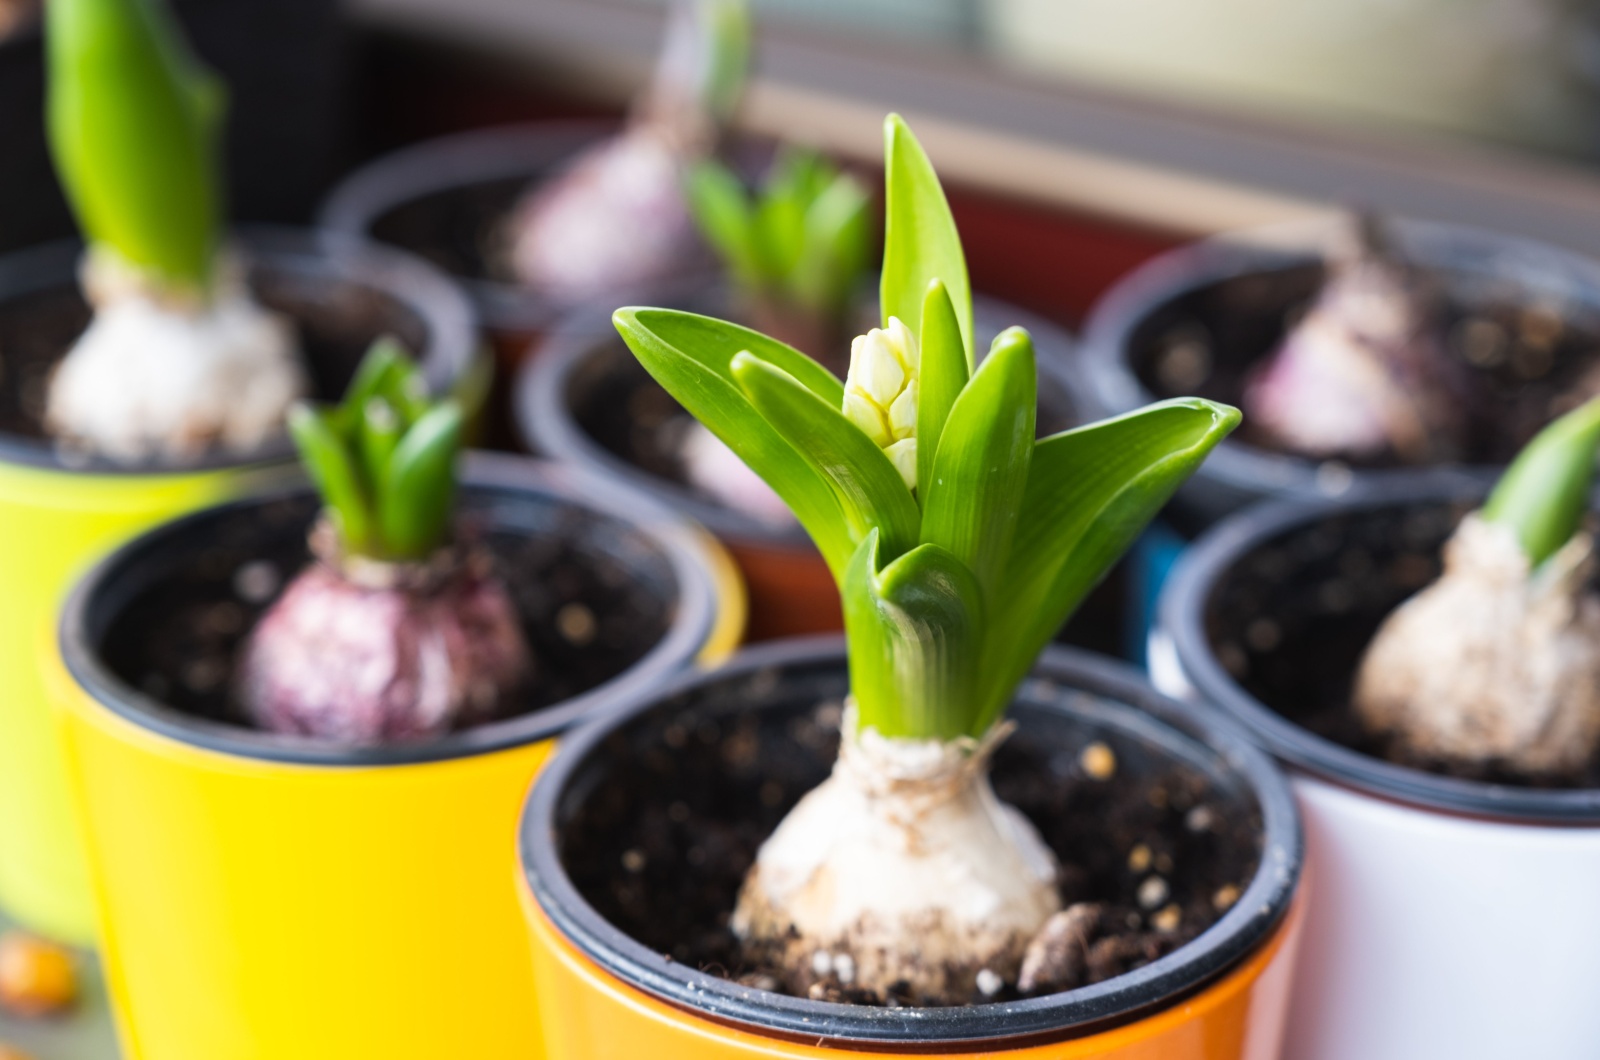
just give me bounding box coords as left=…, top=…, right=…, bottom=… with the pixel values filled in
left=667, top=801, right=691, bottom=823
left=1154, top=852, right=1174, bottom=875
left=975, top=968, right=1003, bottom=997
left=621, top=849, right=646, bottom=873
left=1151, top=904, right=1182, bottom=933
left=232, top=560, right=280, bottom=604
left=759, top=781, right=785, bottom=807
left=1137, top=876, right=1170, bottom=910
left=811, top=950, right=833, bottom=977
left=835, top=953, right=856, bottom=985
left=1079, top=741, right=1116, bottom=780
left=1213, top=884, right=1242, bottom=911
left=0, top=932, right=76, bottom=1018
left=1186, top=806, right=1216, bottom=833
left=1018, top=902, right=1100, bottom=994
left=556, top=603, right=597, bottom=646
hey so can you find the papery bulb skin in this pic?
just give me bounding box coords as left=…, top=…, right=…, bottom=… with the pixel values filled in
left=1355, top=514, right=1600, bottom=776
left=731, top=711, right=1061, bottom=1004
left=46, top=247, right=305, bottom=464
left=236, top=533, right=532, bottom=746
left=1243, top=216, right=1468, bottom=463
left=842, top=317, right=919, bottom=490
left=506, top=127, right=697, bottom=304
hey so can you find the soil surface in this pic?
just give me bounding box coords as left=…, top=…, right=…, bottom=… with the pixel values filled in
left=1206, top=499, right=1600, bottom=786
left=559, top=665, right=1260, bottom=1007
left=96, top=493, right=673, bottom=738
left=0, top=258, right=428, bottom=453
left=372, top=176, right=529, bottom=285
left=1131, top=262, right=1600, bottom=465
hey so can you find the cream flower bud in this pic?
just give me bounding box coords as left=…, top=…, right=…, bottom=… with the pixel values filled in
left=843, top=317, right=921, bottom=491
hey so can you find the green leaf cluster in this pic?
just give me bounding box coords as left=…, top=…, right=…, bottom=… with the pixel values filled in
left=1483, top=395, right=1600, bottom=568
left=617, top=114, right=1239, bottom=740
left=686, top=148, right=871, bottom=329
left=47, top=0, right=223, bottom=291
left=289, top=339, right=474, bottom=563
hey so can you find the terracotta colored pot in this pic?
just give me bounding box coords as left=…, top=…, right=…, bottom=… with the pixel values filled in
left=50, top=455, right=743, bottom=1060
left=0, top=228, right=475, bottom=943
left=516, top=289, right=1084, bottom=641
left=1153, top=475, right=1600, bottom=1059
left=519, top=639, right=1306, bottom=1057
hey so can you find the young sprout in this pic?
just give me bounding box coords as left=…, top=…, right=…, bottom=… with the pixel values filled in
left=615, top=114, right=1238, bottom=1003
left=1243, top=213, right=1467, bottom=463
left=506, top=0, right=749, bottom=302
left=43, top=0, right=304, bottom=463
left=235, top=340, right=530, bottom=745
left=686, top=147, right=871, bottom=357
left=1356, top=395, right=1600, bottom=776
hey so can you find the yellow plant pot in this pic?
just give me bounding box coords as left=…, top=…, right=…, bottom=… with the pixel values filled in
left=519, top=642, right=1306, bottom=1058
left=51, top=457, right=743, bottom=1060
left=0, top=230, right=477, bottom=943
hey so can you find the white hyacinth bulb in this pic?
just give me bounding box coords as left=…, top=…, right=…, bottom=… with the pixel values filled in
left=843, top=316, right=919, bottom=490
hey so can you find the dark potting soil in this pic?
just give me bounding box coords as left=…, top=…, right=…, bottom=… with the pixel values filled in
left=559, top=670, right=1260, bottom=1008
left=0, top=262, right=429, bottom=451
left=1205, top=499, right=1600, bottom=787
left=371, top=176, right=528, bottom=286
left=1130, top=263, right=1600, bottom=466
left=95, top=493, right=673, bottom=738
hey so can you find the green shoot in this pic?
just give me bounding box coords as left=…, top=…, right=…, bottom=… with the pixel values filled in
left=46, top=0, right=223, bottom=292
left=1483, top=395, right=1600, bottom=568
left=290, top=338, right=471, bottom=563
left=617, top=113, right=1239, bottom=742
left=686, top=148, right=871, bottom=328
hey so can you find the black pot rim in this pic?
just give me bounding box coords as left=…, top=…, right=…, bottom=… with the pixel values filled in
left=57, top=452, right=722, bottom=767
left=1159, top=473, right=1600, bottom=823
left=0, top=226, right=479, bottom=476
left=1079, top=215, right=1600, bottom=504
left=315, top=120, right=627, bottom=333
left=519, top=637, right=1303, bottom=1048
left=516, top=288, right=1085, bottom=550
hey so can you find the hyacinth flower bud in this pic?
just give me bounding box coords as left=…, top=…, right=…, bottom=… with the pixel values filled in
left=843, top=316, right=920, bottom=490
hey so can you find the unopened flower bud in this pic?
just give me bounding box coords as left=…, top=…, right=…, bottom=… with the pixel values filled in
left=843, top=317, right=921, bottom=490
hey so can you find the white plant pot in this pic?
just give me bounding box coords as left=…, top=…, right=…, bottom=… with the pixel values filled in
left=1151, top=480, right=1600, bottom=1060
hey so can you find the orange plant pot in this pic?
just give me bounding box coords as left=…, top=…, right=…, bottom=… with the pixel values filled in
left=518, top=641, right=1306, bottom=1058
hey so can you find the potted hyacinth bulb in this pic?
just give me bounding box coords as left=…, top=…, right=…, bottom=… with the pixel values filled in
left=45, top=0, right=305, bottom=462
left=677, top=146, right=871, bottom=525
left=237, top=339, right=528, bottom=744
left=597, top=114, right=1244, bottom=1001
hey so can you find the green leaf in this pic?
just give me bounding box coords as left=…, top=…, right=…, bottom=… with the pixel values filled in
left=47, top=0, right=223, bottom=289
left=378, top=402, right=463, bottom=560
left=451, top=347, right=496, bottom=444
left=614, top=307, right=855, bottom=575
left=915, top=279, right=968, bottom=499
left=975, top=399, right=1240, bottom=732
left=880, top=114, right=971, bottom=364
left=842, top=532, right=985, bottom=741
left=794, top=169, right=871, bottom=318
left=685, top=161, right=763, bottom=286
left=919, top=328, right=1035, bottom=594
left=336, top=338, right=410, bottom=436
left=358, top=398, right=403, bottom=498
left=1483, top=395, right=1600, bottom=567
left=288, top=403, right=372, bottom=555
left=694, top=0, right=749, bottom=124
left=732, top=352, right=921, bottom=561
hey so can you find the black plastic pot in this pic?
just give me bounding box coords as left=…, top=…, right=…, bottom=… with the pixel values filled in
left=518, top=638, right=1304, bottom=1054
left=1080, top=216, right=1600, bottom=532
left=51, top=453, right=736, bottom=1058
left=318, top=122, right=704, bottom=343
left=515, top=286, right=1122, bottom=647
left=0, top=0, right=344, bottom=255
left=0, top=226, right=477, bottom=473
left=1153, top=477, right=1600, bottom=1060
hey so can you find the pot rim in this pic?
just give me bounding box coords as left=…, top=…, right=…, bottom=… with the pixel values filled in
left=57, top=452, right=722, bottom=767
left=1078, top=214, right=1600, bottom=504
left=519, top=637, right=1302, bottom=1047
left=315, top=120, right=626, bottom=332
left=516, top=287, right=1084, bottom=550
left=0, top=226, right=479, bottom=477
left=1159, top=472, right=1600, bottom=824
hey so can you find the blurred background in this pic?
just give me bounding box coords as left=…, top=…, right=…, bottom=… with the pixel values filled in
left=3, top=0, right=1598, bottom=329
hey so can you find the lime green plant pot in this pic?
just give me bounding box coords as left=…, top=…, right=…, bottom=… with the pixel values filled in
left=0, top=231, right=475, bottom=942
